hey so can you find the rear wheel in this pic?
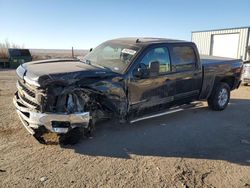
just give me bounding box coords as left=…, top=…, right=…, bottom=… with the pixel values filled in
left=243, top=83, right=248, bottom=86
left=207, top=82, right=230, bottom=111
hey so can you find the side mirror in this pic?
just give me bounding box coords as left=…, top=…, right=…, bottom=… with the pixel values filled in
left=134, top=67, right=144, bottom=78
left=149, top=61, right=160, bottom=77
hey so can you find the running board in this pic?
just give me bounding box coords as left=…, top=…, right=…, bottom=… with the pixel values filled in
left=130, top=102, right=203, bottom=124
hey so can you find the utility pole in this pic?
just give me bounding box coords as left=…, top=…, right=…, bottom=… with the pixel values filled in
left=72, top=46, right=74, bottom=58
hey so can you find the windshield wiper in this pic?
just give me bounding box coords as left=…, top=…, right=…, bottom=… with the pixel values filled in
left=91, top=62, right=112, bottom=71
left=76, top=55, right=91, bottom=65
left=80, top=59, right=91, bottom=65
left=80, top=59, right=113, bottom=72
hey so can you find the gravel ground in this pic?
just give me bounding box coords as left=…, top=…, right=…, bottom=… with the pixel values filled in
left=0, top=69, right=250, bottom=188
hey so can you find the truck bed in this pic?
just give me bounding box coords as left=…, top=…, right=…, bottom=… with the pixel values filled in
left=199, top=55, right=243, bottom=100
left=200, top=55, right=241, bottom=65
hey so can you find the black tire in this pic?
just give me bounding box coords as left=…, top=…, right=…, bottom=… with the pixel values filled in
left=207, top=82, right=230, bottom=111
left=243, top=83, right=248, bottom=86
left=59, top=128, right=83, bottom=145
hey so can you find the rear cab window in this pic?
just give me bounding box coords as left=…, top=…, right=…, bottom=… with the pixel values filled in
left=171, top=45, right=197, bottom=72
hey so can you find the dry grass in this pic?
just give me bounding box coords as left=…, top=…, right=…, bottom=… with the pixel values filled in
left=0, top=39, right=22, bottom=59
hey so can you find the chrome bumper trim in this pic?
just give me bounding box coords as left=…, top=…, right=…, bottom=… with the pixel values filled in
left=13, top=94, right=90, bottom=134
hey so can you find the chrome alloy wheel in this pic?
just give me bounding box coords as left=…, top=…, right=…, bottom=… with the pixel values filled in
left=218, top=88, right=228, bottom=107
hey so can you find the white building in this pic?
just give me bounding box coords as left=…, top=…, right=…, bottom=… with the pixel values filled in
left=191, top=27, right=250, bottom=60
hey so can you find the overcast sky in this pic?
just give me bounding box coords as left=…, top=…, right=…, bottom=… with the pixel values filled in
left=0, top=0, right=249, bottom=49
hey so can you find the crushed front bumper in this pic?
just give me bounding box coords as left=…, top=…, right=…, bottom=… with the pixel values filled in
left=13, top=93, right=90, bottom=134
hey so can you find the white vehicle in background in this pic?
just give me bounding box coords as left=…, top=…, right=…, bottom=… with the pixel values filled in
left=242, top=61, right=250, bottom=86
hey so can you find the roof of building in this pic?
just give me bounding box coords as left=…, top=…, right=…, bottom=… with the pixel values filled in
left=192, top=26, right=250, bottom=33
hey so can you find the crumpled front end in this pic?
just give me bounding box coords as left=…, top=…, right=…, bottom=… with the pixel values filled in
left=13, top=77, right=90, bottom=135
left=13, top=62, right=128, bottom=144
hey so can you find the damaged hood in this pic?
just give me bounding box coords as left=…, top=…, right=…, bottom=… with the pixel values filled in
left=17, top=59, right=117, bottom=87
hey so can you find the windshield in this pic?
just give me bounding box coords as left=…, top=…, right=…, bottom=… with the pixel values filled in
left=82, top=41, right=140, bottom=74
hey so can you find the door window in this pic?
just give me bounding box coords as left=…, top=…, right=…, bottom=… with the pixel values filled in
left=140, top=47, right=171, bottom=74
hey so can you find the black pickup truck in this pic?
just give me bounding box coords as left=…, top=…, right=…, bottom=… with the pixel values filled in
left=13, top=38, right=243, bottom=143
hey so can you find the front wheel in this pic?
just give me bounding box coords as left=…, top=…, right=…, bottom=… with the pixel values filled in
left=207, top=83, right=230, bottom=111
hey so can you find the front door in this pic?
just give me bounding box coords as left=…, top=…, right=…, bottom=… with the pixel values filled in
left=127, top=45, right=176, bottom=110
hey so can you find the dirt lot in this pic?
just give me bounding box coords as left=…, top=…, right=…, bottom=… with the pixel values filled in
left=0, top=69, right=250, bottom=188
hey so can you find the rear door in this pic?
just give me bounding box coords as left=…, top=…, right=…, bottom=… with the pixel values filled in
left=169, top=44, right=202, bottom=101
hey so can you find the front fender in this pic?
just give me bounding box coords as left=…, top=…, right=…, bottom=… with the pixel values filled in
left=88, top=79, right=128, bottom=117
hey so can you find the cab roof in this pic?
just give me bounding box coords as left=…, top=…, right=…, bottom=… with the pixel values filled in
left=107, top=37, right=188, bottom=47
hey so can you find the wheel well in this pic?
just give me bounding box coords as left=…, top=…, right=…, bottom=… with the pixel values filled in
left=220, top=76, right=235, bottom=89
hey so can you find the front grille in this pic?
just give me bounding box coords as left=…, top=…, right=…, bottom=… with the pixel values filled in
left=18, top=80, right=36, bottom=98
left=18, top=92, right=40, bottom=109
left=17, top=80, right=40, bottom=110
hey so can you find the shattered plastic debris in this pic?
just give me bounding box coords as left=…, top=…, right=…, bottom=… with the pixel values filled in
left=40, top=176, right=48, bottom=182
